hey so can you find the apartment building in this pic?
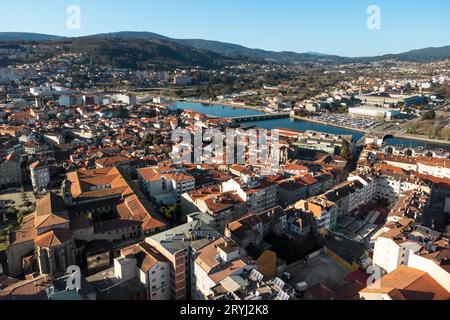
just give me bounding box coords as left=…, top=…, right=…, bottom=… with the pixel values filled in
left=225, top=206, right=287, bottom=249
left=191, top=238, right=249, bottom=300
left=221, top=176, right=278, bottom=214
left=0, top=152, right=21, bottom=189
left=146, top=214, right=221, bottom=300
left=138, top=166, right=195, bottom=205
left=181, top=185, right=247, bottom=232
left=360, top=265, right=450, bottom=300
left=114, top=242, right=171, bottom=300
left=296, top=197, right=338, bottom=230
left=30, top=160, right=51, bottom=191
left=371, top=221, right=450, bottom=292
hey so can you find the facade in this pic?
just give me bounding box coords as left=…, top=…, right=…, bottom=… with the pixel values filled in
left=192, top=238, right=249, bottom=300
left=293, top=130, right=354, bottom=155
left=348, top=106, right=401, bottom=120
left=114, top=242, right=171, bottom=300
left=221, top=176, right=278, bottom=214
left=372, top=221, right=450, bottom=292
left=138, top=166, right=196, bottom=205
left=181, top=186, right=247, bottom=232
left=146, top=214, right=221, bottom=300
left=296, top=197, right=338, bottom=230
left=360, top=265, right=450, bottom=300
left=0, top=152, right=21, bottom=189
left=30, top=160, right=51, bottom=191
left=173, top=76, right=192, bottom=86
left=7, top=193, right=76, bottom=277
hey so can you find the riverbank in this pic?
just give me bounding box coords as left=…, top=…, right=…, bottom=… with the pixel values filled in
left=290, top=115, right=450, bottom=147
left=179, top=99, right=267, bottom=113
left=390, top=132, right=450, bottom=147
left=171, top=101, right=450, bottom=151
left=290, top=115, right=367, bottom=134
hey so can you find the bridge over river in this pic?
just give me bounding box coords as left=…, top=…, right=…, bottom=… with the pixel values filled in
left=229, top=113, right=291, bottom=123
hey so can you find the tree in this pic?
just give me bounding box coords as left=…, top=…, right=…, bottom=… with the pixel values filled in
left=422, top=110, right=436, bottom=120
left=5, top=207, right=18, bottom=221
left=139, top=134, right=153, bottom=147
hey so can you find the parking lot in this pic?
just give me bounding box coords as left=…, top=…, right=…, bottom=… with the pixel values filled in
left=307, top=114, right=381, bottom=131
left=285, top=252, right=349, bottom=290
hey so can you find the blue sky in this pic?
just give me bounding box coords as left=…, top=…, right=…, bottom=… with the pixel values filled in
left=1, top=0, right=449, bottom=57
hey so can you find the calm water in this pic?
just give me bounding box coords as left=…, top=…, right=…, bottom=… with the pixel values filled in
left=171, top=101, right=265, bottom=118
left=173, top=101, right=450, bottom=151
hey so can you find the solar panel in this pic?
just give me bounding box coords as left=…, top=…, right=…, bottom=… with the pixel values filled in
left=273, top=277, right=285, bottom=290
left=250, top=269, right=264, bottom=282
left=277, top=291, right=290, bottom=301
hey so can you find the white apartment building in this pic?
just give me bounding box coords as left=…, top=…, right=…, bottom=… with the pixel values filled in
left=192, top=238, right=248, bottom=300
left=30, top=160, right=51, bottom=191
left=417, top=159, right=450, bottom=179
left=372, top=234, right=450, bottom=292
left=0, top=152, right=21, bottom=189
left=138, top=167, right=195, bottom=205
left=221, top=176, right=278, bottom=214
left=114, top=242, right=171, bottom=300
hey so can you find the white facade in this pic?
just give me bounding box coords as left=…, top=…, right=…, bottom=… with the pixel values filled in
left=407, top=252, right=450, bottom=292
left=113, top=94, right=137, bottom=106
left=372, top=237, right=450, bottom=292
left=114, top=255, right=171, bottom=300
left=192, top=246, right=242, bottom=300
left=417, top=163, right=450, bottom=179
left=173, top=76, right=192, bottom=86
left=222, top=179, right=277, bottom=214
left=30, top=166, right=50, bottom=191
left=373, top=237, right=405, bottom=273
left=144, top=261, right=171, bottom=300
left=348, top=106, right=401, bottom=119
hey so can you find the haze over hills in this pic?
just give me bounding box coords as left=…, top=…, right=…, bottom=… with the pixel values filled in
left=0, top=31, right=449, bottom=65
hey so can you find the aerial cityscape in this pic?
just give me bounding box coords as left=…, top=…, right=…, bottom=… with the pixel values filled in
left=0, top=0, right=449, bottom=306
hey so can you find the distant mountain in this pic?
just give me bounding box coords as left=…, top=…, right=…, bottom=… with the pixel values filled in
left=78, top=31, right=350, bottom=63
left=84, top=32, right=450, bottom=63
left=70, top=37, right=241, bottom=70
left=375, top=46, right=450, bottom=62
left=0, top=32, right=63, bottom=41
left=0, top=31, right=449, bottom=64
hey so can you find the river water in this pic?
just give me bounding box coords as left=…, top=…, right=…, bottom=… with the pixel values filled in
left=172, top=101, right=450, bottom=151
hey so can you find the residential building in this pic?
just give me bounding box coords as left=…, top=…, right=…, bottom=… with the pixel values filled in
left=30, top=160, right=51, bottom=191
left=359, top=265, right=450, bottom=300
left=146, top=213, right=221, bottom=300
left=114, top=242, right=171, bottom=300
left=0, top=152, right=21, bottom=189
left=221, top=176, right=278, bottom=214
left=192, top=238, right=250, bottom=300
left=138, top=166, right=196, bottom=205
